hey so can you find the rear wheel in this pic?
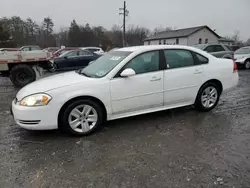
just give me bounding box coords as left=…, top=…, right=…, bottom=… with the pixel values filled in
left=61, top=99, right=104, bottom=136
left=195, top=82, right=221, bottom=111
left=9, top=64, right=36, bottom=87
left=244, top=60, right=250, bottom=69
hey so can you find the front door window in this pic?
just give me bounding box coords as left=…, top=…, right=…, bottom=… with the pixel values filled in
left=123, top=51, right=160, bottom=74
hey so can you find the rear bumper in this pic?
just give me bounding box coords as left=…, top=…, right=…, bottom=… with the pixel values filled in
left=223, top=72, right=239, bottom=93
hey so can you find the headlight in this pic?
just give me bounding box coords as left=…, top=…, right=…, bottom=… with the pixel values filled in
left=20, top=93, right=52, bottom=106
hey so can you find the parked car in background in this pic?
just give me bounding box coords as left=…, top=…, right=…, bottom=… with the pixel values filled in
left=12, top=45, right=238, bottom=136
left=19, top=45, right=41, bottom=51
left=53, top=47, right=79, bottom=57
left=48, top=49, right=100, bottom=72
left=0, top=48, right=18, bottom=52
left=230, top=45, right=240, bottom=52
left=193, top=44, right=234, bottom=59
left=234, top=46, right=250, bottom=69
left=81, top=47, right=104, bottom=55
left=43, top=47, right=60, bottom=53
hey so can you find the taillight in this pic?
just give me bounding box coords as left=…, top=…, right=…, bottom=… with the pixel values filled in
left=233, top=60, right=237, bottom=73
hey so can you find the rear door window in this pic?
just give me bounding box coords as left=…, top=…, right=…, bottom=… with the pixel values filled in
left=204, top=45, right=215, bottom=53
left=31, top=46, right=40, bottom=51
left=164, top=49, right=194, bottom=69
left=214, top=45, right=225, bottom=52
left=88, top=48, right=99, bottom=53
left=79, top=50, right=93, bottom=56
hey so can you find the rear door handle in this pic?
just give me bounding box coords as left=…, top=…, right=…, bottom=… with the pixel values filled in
left=150, top=77, right=161, bottom=81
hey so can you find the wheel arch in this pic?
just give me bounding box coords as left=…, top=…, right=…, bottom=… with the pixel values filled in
left=57, top=95, right=107, bottom=129
left=195, top=79, right=223, bottom=101
left=245, top=58, right=250, bottom=63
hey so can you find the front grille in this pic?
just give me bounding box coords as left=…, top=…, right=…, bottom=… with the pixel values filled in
left=18, top=120, right=41, bottom=125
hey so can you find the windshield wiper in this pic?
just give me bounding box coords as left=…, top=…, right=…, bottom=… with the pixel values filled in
left=76, top=70, right=99, bottom=78
left=75, top=70, right=88, bottom=77
left=80, top=72, right=90, bottom=77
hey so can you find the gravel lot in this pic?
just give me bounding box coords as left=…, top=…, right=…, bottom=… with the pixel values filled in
left=0, top=70, right=250, bottom=188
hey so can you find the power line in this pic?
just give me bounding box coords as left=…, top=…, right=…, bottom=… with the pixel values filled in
left=119, top=1, right=129, bottom=47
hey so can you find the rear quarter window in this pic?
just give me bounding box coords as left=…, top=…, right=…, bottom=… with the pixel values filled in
left=195, top=53, right=209, bottom=64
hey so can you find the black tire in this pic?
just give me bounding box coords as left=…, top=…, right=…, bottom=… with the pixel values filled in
left=244, top=60, right=250, bottom=70
left=48, top=62, right=57, bottom=73
left=9, top=64, right=36, bottom=87
left=194, top=82, right=221, bottom=112
left=60, top=99, right=104, bottom=136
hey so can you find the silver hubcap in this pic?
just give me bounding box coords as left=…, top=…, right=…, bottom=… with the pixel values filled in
left=245, top=61, right=250, bottom=69
left=68, top=105, right=98, bottom=133
left=201, top=86, right=218, bottom=108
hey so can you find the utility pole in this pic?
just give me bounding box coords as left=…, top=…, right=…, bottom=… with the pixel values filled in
left=119, top=1, right=129, bottom=47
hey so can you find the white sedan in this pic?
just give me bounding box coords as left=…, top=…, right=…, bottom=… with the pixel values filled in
left=12, top=45, right=239, bottom=136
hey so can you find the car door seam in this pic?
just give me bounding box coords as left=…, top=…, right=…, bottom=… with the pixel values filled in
left=111, top=90, right=164, bottom=102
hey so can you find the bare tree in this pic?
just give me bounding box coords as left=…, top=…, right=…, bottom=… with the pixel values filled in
left=68, top=19, right=83, bottom=47
left=245, top=38, right=250, bottom=46
left=42, top=17, right=54, bottom=36
left=25, top=18, right=39, bottom=44
left=126, top=25, right=150, bottom=46
left=0, top=21, right=14, bottom=47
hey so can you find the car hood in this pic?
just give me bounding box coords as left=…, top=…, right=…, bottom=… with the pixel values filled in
left=234, top=54, right=250, bottom=60
left=16, top=71, right=92, bottom=100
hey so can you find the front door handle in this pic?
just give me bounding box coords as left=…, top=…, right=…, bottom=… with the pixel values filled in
left=150, top=77, right=161, bottom=81
left=194, top=70, right=202, bottom=74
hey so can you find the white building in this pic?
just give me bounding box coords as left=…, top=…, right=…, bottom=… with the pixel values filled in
left=218, top=37, right=234, bottom=46
left=144, top=25, right=221, bottom=46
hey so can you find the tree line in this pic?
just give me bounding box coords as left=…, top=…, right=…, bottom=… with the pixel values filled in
left=0, top=16, right=249, bottom=51
left=0, top=16, right=152, bottom=51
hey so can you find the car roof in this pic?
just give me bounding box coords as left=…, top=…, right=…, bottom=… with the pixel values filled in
left=114, top=45, right=216, bottom=59
left=21, top=45, right=40, bottom=47
left=82, top=47, right=101, bottom=49
left=240, top=46, right=250, bottom=49
left=115, top=45, right=200, bottom=52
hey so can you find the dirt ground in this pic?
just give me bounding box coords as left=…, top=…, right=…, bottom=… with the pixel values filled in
left=0, top=70, right=250, bottom=188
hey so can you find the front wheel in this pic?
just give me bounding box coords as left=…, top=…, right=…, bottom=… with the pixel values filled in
left=194, top=83, right=220, bottom=112
left=61, top=99, right=104, bottom=136
left=48, top=62, right=57, bottom=72
left=244, top=60, right=250, bottom=69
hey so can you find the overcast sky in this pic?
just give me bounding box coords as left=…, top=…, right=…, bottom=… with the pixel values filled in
left=1, top=0, right=249, bottom=40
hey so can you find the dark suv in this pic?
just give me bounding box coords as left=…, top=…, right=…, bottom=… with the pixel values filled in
left=193, top=44, right=234, bottom=59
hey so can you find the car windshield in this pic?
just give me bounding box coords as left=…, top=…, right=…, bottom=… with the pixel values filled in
left=59, top=50, right=75, bottom=57
left=235, top=47, right=250, bottom=54
left=79, top=51, right=131, bottom=78
left=192, top=44, right=207, bottom=50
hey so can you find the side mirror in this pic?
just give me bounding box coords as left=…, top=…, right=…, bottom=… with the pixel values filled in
left=120, top=68, right=136, bottom=77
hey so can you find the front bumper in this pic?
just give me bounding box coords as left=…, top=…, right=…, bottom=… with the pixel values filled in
left=12, top=100, right=58, bottom=130
left=235, top=59, right=245, bottom=65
